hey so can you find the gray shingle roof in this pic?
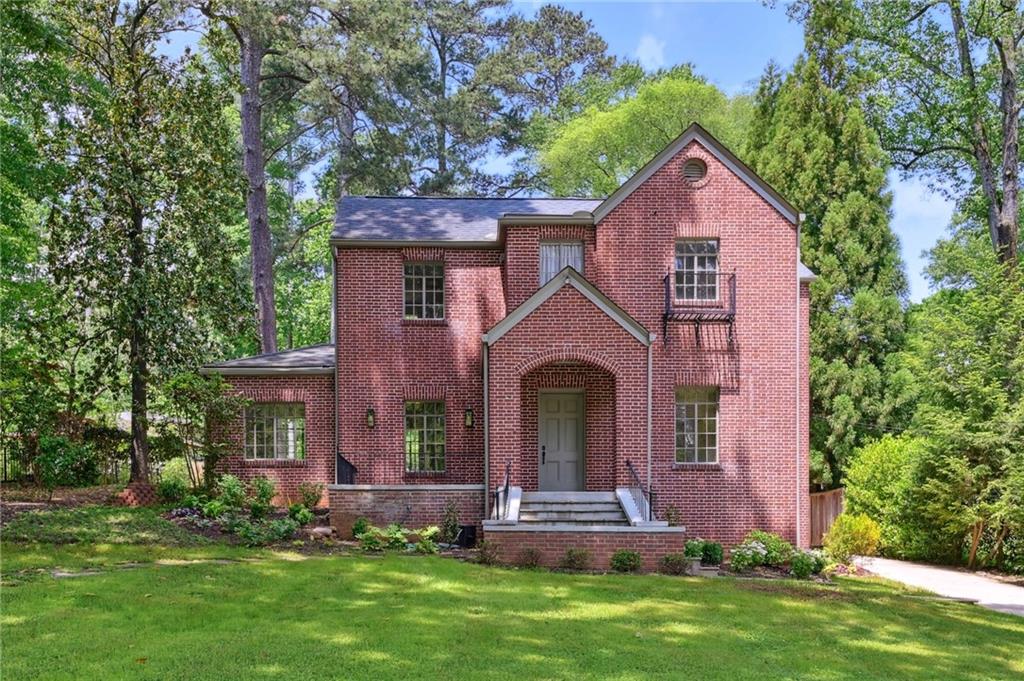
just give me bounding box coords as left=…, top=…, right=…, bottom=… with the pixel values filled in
left=200, top=343, right=334, bottom=375
left=332, top=196, right=602, bottom=242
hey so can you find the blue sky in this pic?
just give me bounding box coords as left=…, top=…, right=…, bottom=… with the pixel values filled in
left=529, top=1, right=954, bottom=302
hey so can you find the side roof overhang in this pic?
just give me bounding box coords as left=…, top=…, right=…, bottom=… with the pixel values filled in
left=591, top=122, right=799, bottom=225
left=199, top=343, right=335, bottom=376
left=482, top=266, right=652, bottom=347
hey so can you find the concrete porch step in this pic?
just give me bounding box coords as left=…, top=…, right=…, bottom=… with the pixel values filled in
left=521, top=491, right=617, bottom=503
left=519, top=511, right=628, bottom=522
left=518, top=518, right=631, bottom=526
left=519, top=502, right=622, bottom=513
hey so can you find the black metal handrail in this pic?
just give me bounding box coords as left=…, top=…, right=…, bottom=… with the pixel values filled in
left=336, top=453, right=357, bottom=485
left=663, top=271, right=737, bottom=345
left=493, top=461, right=511, bottom=520
left=625, top=459, right=654, bottom=522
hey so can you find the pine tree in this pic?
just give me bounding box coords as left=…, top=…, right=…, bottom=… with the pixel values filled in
left=746, top=40, right=910, bottom=487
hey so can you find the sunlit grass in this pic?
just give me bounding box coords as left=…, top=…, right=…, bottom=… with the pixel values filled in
left=2, top=553, right=1022, bottom=680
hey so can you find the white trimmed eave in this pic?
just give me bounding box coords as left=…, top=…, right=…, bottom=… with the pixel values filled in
left=198, top=366, right=335, bottom=376
left=482, top=267, right=652, bottom=347
left=591, top=122, right=799, bottom=225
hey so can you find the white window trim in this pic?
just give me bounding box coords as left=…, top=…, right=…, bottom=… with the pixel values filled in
left=674, top=239, right=720, bottom=303
left=539, top=241, right=584, bottom=286
left=244, top=403, right=306, bottom=461
left=674, top=388, right=719, bottom=464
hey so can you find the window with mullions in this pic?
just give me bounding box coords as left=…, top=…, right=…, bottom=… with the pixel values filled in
left=404, top=263, right=444, bottom=319
left=675, top=388, right=718, bottom=464
left=675, top=240, right=719, bottom=301
left=404, top=401, right=445, bottom=472
left=244, top=403, right=306, bottom=460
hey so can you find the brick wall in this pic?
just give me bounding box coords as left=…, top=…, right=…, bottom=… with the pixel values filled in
left=219, top=374, right=334, bottom=506
left=335, top=246, right=504, bottom=485
left=484, top=528, right=686, bottom=573
left=329, top=487, right=485, bottom=536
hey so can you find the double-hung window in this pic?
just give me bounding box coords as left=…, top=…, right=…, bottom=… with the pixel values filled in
left=404, top=401, right=445, bottom=472
left=539, top=242, right=584, bottom=285
left=404, top=263, right=444, bottom=320
left=675, top=388, right=718, bottom=464
left=675, top=240, right=719, bottom=301
left=244, top=403, right=306, bottom=460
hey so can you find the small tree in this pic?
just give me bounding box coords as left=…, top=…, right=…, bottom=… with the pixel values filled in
left=155, top=373, right=249, bottom=492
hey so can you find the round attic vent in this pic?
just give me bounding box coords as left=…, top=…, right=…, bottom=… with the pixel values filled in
left=682, top=158, right=707, bottom=183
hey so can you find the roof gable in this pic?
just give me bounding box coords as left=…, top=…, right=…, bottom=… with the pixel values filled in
left=591, top=123, right=799, bottom=224
left=483, top=267, right=651, bottom=346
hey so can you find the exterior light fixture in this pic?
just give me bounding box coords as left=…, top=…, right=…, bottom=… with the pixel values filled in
left=366, top=407, right=376, bottom=429
left=464, top=407, right=475, bottom=428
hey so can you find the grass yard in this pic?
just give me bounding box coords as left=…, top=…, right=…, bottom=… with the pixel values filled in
left=3, top=548, right=1023, bottom=681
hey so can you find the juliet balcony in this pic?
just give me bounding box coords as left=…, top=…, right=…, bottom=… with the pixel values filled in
left=662, top=271, right=736, bottom=346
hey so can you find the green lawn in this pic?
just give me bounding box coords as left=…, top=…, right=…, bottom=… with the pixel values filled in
left=2, top=549, right=1022, bottom=681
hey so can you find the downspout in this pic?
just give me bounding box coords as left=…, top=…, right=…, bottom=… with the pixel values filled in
left=482, top=339, right=490, bottom=519
left=795, top=214, right=805, bottom=548
left=646, top=335, right=654, bottom=519
left=332, top=247, right=339, bottom=485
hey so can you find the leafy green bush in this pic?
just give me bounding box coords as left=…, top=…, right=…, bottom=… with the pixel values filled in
left=659, top=552, right=689, bottom=575
left=517, top=548, right=541, bottom=568
left=35, top=436, right=98, bottom=496
left=357, top=523, right=409, bottom=551
left=415, top=538, right=439, bottom=554
left=249, top=476, right=276, bottom=519
left=476, top=540, right=499, bottom=565
left=790, top=551, right=816, bottom=579
left=288, top=504, right=314, bottom=526
left=296, top=482, right=324, bottom=510
left=157, top=478, right=188, bottom=504
left=742, top=530, right=793, bottom=566
left=610, top=549, right=642, bottom=573
left=729, top=542, right=767, bottom=572
left=824, top=513, right=881, bottom=563
left=351, top=516, right=370, bottom=538
left=200, top=499, right=225, bottom=519
left=217, top=474, right=246, bottom=511
left=684, top=539, right=704, bottom=558
left=560, top=547, right=591, bottom=571
left=160, top=457, right=192, bottom=487
left=440, top=501, right=460, bottom=544
left=236, top=517, right=299, bottom=546
left=701, top=541, right=724, bottom=566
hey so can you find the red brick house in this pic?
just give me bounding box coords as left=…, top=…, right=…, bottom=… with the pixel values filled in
left=203, top=124, right=814, bottom=567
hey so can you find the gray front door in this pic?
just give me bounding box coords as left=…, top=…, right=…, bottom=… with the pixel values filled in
left=538, top=392, right=584, bottom=491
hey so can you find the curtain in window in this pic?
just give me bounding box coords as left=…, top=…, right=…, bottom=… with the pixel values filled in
left=540, top=242, right=584, bottom=284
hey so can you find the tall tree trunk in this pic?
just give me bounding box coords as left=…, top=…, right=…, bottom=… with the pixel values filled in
left=239, top=27, right=277, bottom=352
left=995, top=12, right=1019, bottom=267
left=128, top=202, right=150, bottom=483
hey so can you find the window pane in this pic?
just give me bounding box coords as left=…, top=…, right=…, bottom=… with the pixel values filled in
left=404, top=401, right=445, bottom=472
left=675, top=240, right=719, bottom=301
left=404, top=263, right=444, bottom=319
left=539, top=242, right=583, bottom=285
left=243, top=404, right=305, bottom=460
left=674, top=388, right=718, bottom=464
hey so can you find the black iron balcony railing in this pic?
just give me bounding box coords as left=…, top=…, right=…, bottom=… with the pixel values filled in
left=662, top=271, right=736, bottom=346
left=492, top=461, right=512, bottom=520
left=336, top=453, right=357, bottom=485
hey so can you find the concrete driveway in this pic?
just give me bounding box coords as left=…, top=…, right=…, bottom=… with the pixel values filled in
left=855, top=556, right=1024, bottom=617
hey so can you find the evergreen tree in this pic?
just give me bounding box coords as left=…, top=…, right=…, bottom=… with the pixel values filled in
left=746, top=38, right=910, bottom=487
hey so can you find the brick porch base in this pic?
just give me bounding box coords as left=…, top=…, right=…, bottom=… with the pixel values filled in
left=483, top=526, right=686, bottom=573
left=328, top=484, right=486, bottom=539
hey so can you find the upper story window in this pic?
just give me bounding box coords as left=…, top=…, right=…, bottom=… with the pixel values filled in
left=675, top=388, right=718, bottom=464
left=675, top=240, right=719, bottom=301
left=539, top=242, right=584, bottom=285
left=404, top=401, right=445, bottom=472
left=244, top=403, right=305, bottom=460
left=404, top=262, right=444, bottom=320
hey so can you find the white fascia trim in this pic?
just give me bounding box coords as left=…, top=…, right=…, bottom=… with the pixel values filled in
left=798, top=261, right=818, bottom=282
left=329, top=238, right=500, bottom=249
left=328, top=484, right=486, bottom=492
left=483, top=267, right=650, bottom=347
left=199, top=367, right=334, bottom=376
left=497, top=214, right=594, bottom=226
left=592, top=123, right=798, bottom=225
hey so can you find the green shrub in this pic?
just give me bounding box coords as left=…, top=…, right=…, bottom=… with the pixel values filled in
left=729, top=542, right=767, bottom=572
left=351, top=516, right=370, bottom=538
left=288, top=504, right=314, bottom=526
left=560, top=547, right=591, bottom=571
left=701, top=541, right=724, bottom=566
left=160, top=457, right=192, bottom=486
left=236, top=517, right=299, bottom=546
left=414, top=538, right=439, bottom=554
left=790, top=551, right=815, bottom=579
left=824, top=513, right=881, bottom=563
left=517, top=548, right=541, bottom=568
left=156, top=478, right=188, bottom=504
left=249, top=476, right=276, bottom=519
left=684, top=539, right=704, bottom=558
left=742, top=530, right=793, bottom=566
left=807, top=549, right=827, bottom=574
left=660, top=552, right=689, bottom=575
left=296, top=482, right=324, bottom=510
left=476, top=540, right=499, bottom=565
left=440, top=501, right=460, bottom=544
left=610, top=549, right=642, bottom=573
left=217, top=474, right=246, bottom=511
left=357, top=523, right=408, bottom=551
left=35, top=436, right=98, bottom=496
left=201, top=499, right=225, bottom=519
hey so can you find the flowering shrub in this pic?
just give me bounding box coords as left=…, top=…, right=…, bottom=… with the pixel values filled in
left=730, top=541, right=768, bottom=571
left=742, top=530, right=793, bottom=566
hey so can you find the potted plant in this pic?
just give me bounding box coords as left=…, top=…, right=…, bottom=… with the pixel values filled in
left=683, top=540, right=705, bottom=575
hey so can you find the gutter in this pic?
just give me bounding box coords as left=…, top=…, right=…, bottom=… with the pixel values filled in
left=647, top=334, right=654, bottom=505
left=198, top=366, right=334, bottom=376
left=796, top=213, right=805, bottom=548
left=333, top=246, right=340, bottom=486
left=482, top=341, right=490, bottom=519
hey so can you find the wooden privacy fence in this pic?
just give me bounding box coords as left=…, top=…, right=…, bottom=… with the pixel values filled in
left=810, top=488, right=844, bottom=547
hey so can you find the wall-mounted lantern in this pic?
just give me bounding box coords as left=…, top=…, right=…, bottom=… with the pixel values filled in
left=366, top=407, right=376, bottom=429
left=464, top=407, right=475, bottom=428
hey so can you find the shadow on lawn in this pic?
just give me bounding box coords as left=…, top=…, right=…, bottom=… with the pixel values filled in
left=4, top=555, right=1023, bottom=681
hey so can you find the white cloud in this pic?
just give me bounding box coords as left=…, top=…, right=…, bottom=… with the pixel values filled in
left=888, top=172, right=955, bottom=302
left=635, top=34, right=666, bottom=71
